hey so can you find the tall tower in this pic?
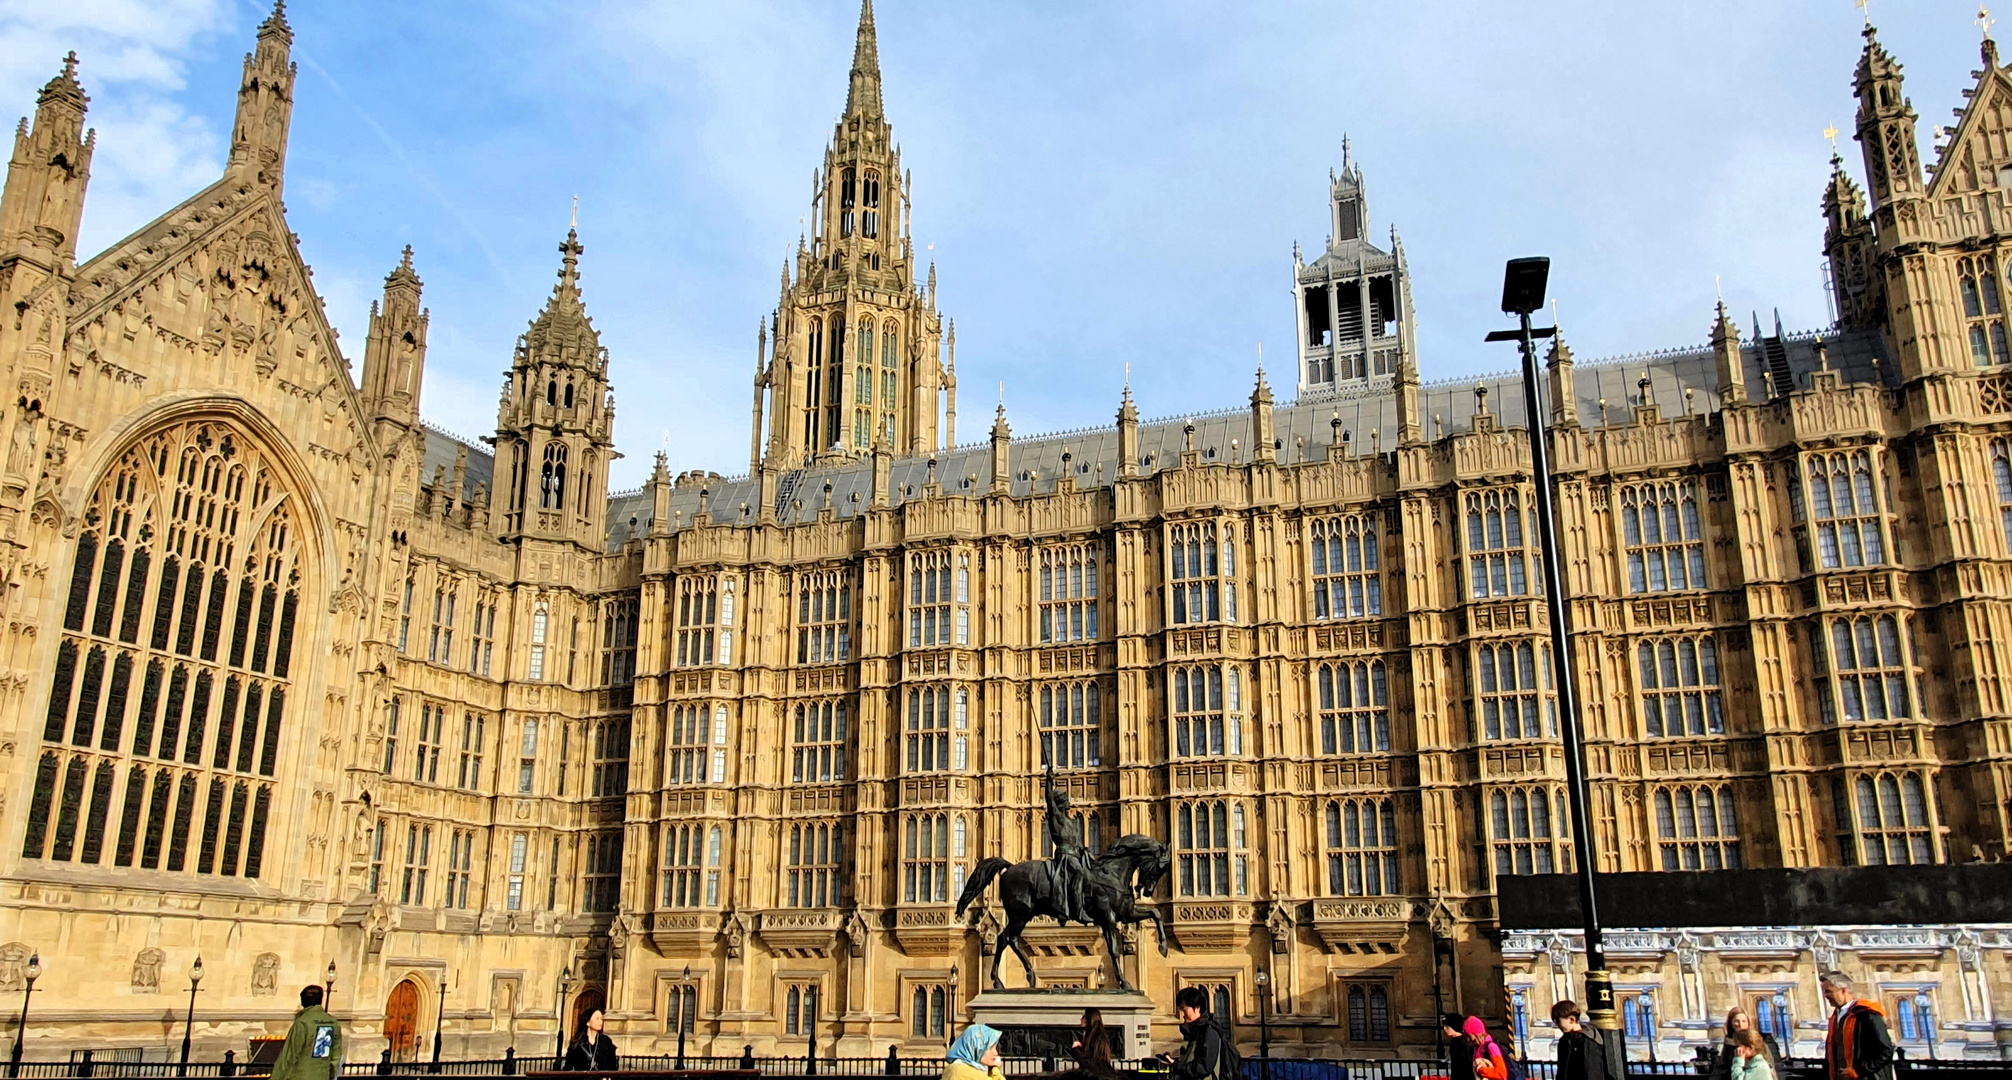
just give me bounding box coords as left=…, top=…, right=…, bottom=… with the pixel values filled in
left=359, top=246, right=428, bottom=436
left=228, top=1, right=295, bottom=191
left=752, top=0, right=949, bottom=470
left=494, top=229, right=616, bottom=549
left=0, top=53, right=92, bottom=277
left=1292, top=141, right=1416, bottom=397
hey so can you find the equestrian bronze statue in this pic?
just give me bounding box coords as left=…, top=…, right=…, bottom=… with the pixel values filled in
left=953, top=767, right=1170, bottom=991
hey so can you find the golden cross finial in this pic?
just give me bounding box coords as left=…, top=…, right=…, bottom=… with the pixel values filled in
left=1824, top=123, right=1840, bottom=151
left=1982, top=5, right=1997, bottom=38
left=570, top=195, right=578, bottom=229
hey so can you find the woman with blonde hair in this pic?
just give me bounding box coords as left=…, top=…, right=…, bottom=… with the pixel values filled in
left=1709, top=1007, right=1780, bottom=1080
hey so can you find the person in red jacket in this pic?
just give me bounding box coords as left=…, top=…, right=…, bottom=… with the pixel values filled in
left=1821, top=972, right=1895, bottom=1080
left=1462, top=1016, right=1509, bottom=1080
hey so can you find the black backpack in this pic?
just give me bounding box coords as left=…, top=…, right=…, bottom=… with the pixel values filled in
left=1212, top=1021, right=1244, bottom=1080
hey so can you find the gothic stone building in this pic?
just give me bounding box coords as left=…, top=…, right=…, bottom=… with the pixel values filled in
left=5, top=1, right=2012, bottom=1065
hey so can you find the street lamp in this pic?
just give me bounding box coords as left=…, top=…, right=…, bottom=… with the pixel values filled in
left=7, top=952, right=40, bottom=1079
left=1916, top=992, right=1936, bottom=1061
left=1770, top=992, right=1790, bottom=1052
left=430, top=970, right=452, bottom=1073
left=178, top=957, right=204, bottom=1077
left=324, top=962, right=337, bottom=1013
left=1641, top=988, right=1657, bottom=1065
left=554, top=966, right=574, bottom=1071
left=676, top=966, right=692, bottom=1069
left=1483, top=257, right=1626, bottom=1079
left=1254, top=969, right=1271, bottom=1080
left=947, top=966, right=960, bottom=1031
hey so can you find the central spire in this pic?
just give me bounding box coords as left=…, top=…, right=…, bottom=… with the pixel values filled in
left=845, top=0, right=882, bottom=119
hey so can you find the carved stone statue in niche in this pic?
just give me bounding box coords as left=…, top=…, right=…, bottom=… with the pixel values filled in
left=132, top=947, right=164, bottom=993
left=8, top=410, right=36, bottom=478
left=251, top=952, right=279, bottom=996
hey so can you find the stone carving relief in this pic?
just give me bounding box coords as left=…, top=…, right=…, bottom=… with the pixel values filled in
left=132, top=948, right=164, bottom=993
left=252, top=952, right=279, bottom=996
left=0, top=943, right=29, bottom=991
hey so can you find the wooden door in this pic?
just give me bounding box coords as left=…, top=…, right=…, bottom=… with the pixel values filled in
left=385, top=979, right=421, bottom=1062
left=571, top=987, right=606, bottom=1043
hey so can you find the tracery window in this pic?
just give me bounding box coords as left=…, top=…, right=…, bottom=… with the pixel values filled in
left=792, top=699, right=850, bottom=783
left=1800, top=450, right=1887, bottom=569
left=540, top=443, right=567, bottom=510
left=1038, top=680, right=1101, bottom=769
left=908, top=551, right=957, bottom=647
left=455, top=712, right=486, bottom=791
left=583, top=831, right=622, bottom=912
left=517, top=719, right=537, bottom=794
left=590, top=717, right=630, bottom=797
left=1171, top=664, right=1244, bottom=756
left=528, top=604, right=548, bottom=681
left=1038, top=544, right=1100, bottom=643
left=1638, top=635, right=1725, bottom=737
left=1325, top=797, right=1399, bottom=896
left=1653, top=783, right=1741, bottom=870
left=880, top=319, right=899, bottom=445
left=911, top=985, right=947, bottom=1039
left=444, top=828, right=474, bottom=909
left=24, top=422, right=303, bottom=880
left=507, top=833, right=527, bottom=911
left=1621, top=480, right=1706, bottom=593
left=796, top=570, right=852, bottom=664
left=427, top=579, right=456, bottom=664
left=398, top=574, right=414, bottom=652
left=788, top=821, right=844, bottom=907
left=414, top=703, right=444, bottom=784
left=1839, top=771, right=1938, bottom=865
left=1170, top=521, right=1236, bottom=624
left=468, top=592, right=496, bottom=677
left=1959, top=256, right=2009, bottom=365
left=906, top=686, right=951, bottom=772
left=1465, top=488, right=1531, bottom=598
left=861, top=170, right=881, bottom=239
left=383, top=698, right=402, bottom=775
left=400, top=822, right=431, bottom=905
left=903, top=812, right=951, bottom=903
left=676, top=578, right=731, bottom=666
left=661, top=822, right=715, bottom=908
left=600, top=596, right=638, bottom=685
left=1994, top=439, right=2012, bottom=548
left=1475, top=641, right=1555, bottom=740
left=1310, top=513, right=1381, bottom=619
left=1488, top=786, right=1562, bottom=876
left=1346, top=985, right=1392, bottom=1043
left=1175, top=799, right=1248, bottom=897
left=668, top=704, right=710, bottom=786
left=1316, top=660, right=1390, bottom=754
left=1813, top=615, right=1912, bottom=722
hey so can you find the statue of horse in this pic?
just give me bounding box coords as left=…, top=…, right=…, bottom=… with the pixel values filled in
left=954, top=833, right=1171, bottom=992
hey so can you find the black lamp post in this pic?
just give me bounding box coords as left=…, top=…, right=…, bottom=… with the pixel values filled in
left=676, top=966, right=692, bottom=1069
left=7, top=952, right=39, bottom=1079
left=1254, top=969, right=1271, bottom=1080
left=554, top=966, right=574, bottom=1071
left=805, top=986, right=820, bottom=1076
left=325, top=962, right=337, bottom=1013
left=947, top=965, right=959, bottom=1033
left=1641, top=988, right=1657, bottom=1066
left=178, top=957, right=204, bottom=1077
left=1917, top=992, right=1936, bottom=1060
left=1483, top=257, right=1626, bottom=1080
left=430, top=971, right=451, bottom=1073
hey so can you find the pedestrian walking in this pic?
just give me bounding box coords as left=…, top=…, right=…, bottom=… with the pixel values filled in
left=564, top=1008, right=619, bottom=1072
left=269, top=985, right=342, bottom=1080
left=1440, top=1015, right=1475, bottom=1080
left=1462, top=1016, right=1509, bottom=1080
left=1069, top=1008, right=1117, bottom=1080
left=1709, top=1008, right=1781, bottom=1080
left=1550, top=1000, right=1606, bottom=1080
left=1162, top=986, right=1237, bottom=1080
left=943, top=1023, right=1006, bottom=1080
left=1821, top=972, right=1895, bottom=1080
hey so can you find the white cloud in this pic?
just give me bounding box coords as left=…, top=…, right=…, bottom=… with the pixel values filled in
left=0, top=0, right=231, bottom=259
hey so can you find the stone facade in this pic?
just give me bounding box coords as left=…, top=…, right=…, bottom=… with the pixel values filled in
left=5, top=1, right=2012, bottom=1067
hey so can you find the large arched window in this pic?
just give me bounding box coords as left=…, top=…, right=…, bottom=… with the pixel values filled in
left=540, top=444, right=568, bottom=511
left=23, top=420, right=307, bottom=879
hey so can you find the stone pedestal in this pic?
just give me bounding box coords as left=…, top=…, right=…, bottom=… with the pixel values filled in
left=966, top=989, right=1156, bottom=1062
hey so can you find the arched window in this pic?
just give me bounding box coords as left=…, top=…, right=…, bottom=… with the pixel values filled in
left=1325, top=797, right=1399, bottom=895
left=1310, top=513, right=1381, bottom=619
left=1847, top=770, right=1937, bottom=865
left=880, top=320, right=899, bottom=443
left=24, top=421, right=304, bottom=880
left=1959, top=256, right=2007, bottom=366
left=1488, top=786, right=1561, bottom=876
left=861, top=171, right=881, bottom=239
left=1316, top=660, right=1389, bottom=754
left=839, top=168, right=857, bottom=237
left=1653, top=783, right=1741, bottom=869
left=1466, top=488, right=1531, bottom=597
left=804, top=318, right=825, bottom=450
left=546, top=379, right=557, bottom=406
left=540, top=444, right=568, bottom=510
left=1638, top=635, right=1725, bottom=736
left=1804, top=450, right=1886, bottom=568
left=563, top=381, right=575, bottom=409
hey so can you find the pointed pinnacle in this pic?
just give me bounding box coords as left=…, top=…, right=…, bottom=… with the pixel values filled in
left=38, top=51, right=87, bottom=110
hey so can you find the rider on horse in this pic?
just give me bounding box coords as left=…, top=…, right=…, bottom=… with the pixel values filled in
left=1045, top=765, right=1093, bottom=924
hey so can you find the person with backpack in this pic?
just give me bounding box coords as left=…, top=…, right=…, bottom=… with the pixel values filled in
left=1550, top=1000, right=1606, bottom=1080
left=1162, top=986, right=1240, bottom=1080
left=1462, top=1016, right=1513, bottom=1080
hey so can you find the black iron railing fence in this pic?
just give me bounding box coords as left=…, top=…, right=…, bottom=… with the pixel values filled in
left=9, top=1050, right=2000, bottom=1080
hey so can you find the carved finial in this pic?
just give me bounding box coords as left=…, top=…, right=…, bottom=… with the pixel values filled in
left=1638, top=369, right=1652, bottom=403
left=571, top=195, right=578, bottom=229
left=1474, top=382, right=1489, bottom=414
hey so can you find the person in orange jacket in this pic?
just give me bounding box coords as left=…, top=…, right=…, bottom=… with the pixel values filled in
left=1821, top=972, right=1895, bottom=1080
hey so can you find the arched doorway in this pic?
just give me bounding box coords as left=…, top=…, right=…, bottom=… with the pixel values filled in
left=570, top=986, right=606, bottom=1044
left=386, top=979, right=422, bottom=1062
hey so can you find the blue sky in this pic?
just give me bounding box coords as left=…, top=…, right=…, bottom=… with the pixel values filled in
left=0, top=1, right=1991, bottom=488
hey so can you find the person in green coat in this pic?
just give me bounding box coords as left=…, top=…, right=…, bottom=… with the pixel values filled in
left=270, top=984, right=343, bottom=1080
